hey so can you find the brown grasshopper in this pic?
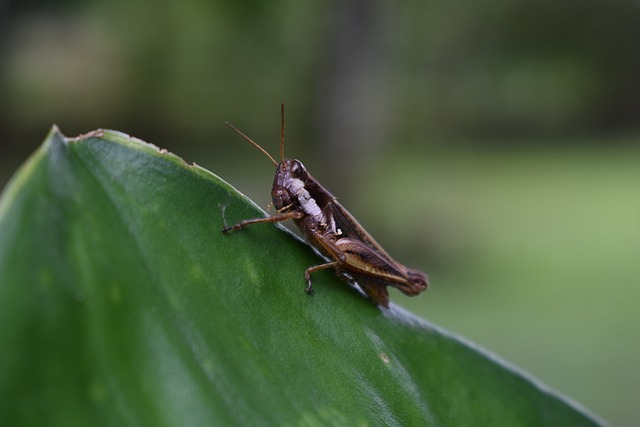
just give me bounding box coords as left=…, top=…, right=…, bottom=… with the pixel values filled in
left=222, top=105, right=428, bottom=308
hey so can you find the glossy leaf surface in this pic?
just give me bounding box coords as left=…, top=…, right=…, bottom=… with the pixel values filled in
left=0, top=128, right=603, bottom=426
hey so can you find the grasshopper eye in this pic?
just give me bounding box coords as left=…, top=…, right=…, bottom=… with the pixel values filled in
left=290, top=160, right=308, bottom=181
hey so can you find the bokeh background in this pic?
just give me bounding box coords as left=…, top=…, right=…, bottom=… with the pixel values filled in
left=1, top=0, right=639, bottom=424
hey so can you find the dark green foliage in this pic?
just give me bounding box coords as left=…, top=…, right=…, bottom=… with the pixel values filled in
left=0, top=128, right=604, bottom=426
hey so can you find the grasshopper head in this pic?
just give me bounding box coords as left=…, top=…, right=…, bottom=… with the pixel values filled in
left=271, top=159, right=308, bottom=210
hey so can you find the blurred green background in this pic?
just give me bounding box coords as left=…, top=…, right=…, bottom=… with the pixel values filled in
left=1, top=0, right=638, bottom=425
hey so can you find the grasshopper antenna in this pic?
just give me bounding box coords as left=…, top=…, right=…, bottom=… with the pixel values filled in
left=225, top=121, right=278, bottom=166
left=280, top=103, right=286, bottom=163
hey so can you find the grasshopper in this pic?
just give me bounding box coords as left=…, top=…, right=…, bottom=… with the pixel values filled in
left=222, top=105, right=428, bottom=308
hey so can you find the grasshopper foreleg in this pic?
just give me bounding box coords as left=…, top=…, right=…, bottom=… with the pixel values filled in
left=222, top=210, right=302, bottom=233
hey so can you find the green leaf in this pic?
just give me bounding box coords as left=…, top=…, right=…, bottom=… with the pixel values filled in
left=0, top=127, right=604, bottom=426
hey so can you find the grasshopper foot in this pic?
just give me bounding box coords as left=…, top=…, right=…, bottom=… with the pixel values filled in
left=304, top=272, right=314, bottom=294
